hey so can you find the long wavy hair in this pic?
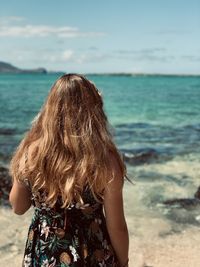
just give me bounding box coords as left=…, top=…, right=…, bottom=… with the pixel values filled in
left=9, top=74, right=131, bottom=208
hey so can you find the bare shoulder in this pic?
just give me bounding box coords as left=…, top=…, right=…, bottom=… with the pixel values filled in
left=106, top=151, right=124, bottom=191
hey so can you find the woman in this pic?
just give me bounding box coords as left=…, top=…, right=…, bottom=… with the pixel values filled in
left=9, top=74, right=130, bottom=267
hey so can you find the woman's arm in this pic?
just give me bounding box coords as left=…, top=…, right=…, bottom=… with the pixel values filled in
left=9, top=153, right=32, bottom=215
left=103, top=154, right=129, bottom=267
left=9, top=179, right=32, bottom=215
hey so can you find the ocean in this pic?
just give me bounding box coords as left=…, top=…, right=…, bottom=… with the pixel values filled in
left=0, top=73, right=200, bottom=237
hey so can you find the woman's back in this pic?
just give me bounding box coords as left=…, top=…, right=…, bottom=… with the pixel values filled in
left=9, top=74, right=129, bottom=267
left=22, top=146, right=119, bottom=267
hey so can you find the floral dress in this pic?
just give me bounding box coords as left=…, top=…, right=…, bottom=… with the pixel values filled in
left=22, top=182, right=120, bottom=267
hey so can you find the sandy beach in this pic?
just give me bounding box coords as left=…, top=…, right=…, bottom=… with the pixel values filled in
left=0, top=206, right=199, bottom=267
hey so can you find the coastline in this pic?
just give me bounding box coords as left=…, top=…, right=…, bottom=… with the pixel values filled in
left=0, top=62, right=200, bottom=76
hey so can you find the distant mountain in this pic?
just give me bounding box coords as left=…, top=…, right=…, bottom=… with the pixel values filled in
left=0, top=61, right=47, bottom=74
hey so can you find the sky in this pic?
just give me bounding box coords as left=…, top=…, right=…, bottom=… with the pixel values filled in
left=0, top=0, right=199, bottom=74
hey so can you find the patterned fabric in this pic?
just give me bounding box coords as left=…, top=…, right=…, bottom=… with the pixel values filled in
left=22, top=185, right=119, bottom=267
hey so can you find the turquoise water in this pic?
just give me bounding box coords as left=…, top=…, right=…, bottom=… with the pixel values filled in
left=1, top=73, right=200, bottom=233
left=1, top=74, right=200, bottom=161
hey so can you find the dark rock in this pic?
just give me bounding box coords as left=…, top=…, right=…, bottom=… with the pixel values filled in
left=194, top=186, right=200, bottom=199
left=162, top=187, right=200, bottom=209
left=0, top=166, right=12, bottom=207
left=123, top=148, right=159, bottom=165
left=0, top=128, right=17, bottom=135
left=163, top=198, right=200, bottom=209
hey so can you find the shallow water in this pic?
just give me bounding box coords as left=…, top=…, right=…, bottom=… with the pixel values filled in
left=0, top=73, right=200, bottom=235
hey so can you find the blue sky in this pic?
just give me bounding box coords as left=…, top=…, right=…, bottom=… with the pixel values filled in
left=0, top=0, right=199, bottom=74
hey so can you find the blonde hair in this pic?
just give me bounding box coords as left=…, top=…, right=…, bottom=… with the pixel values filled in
left=9, top=74, right=130, bottom=208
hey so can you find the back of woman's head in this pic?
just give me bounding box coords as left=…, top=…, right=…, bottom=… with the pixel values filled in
left=9, top=74, right=128, bottom=208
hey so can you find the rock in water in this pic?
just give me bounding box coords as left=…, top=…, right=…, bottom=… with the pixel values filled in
left=123, top=148, right=158, bottom=165
left=194, top=186, right=200, bottom=199
left=163, top=198, right=200, bottom=209
left=162, top=186, right=200, bottom=209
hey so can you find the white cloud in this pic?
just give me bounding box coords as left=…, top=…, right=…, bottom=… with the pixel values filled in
left=62, top=50, right=74, bottom=60
left=0, top=16, right=25, bottom=24
left=114, top=48, right=175, bottom=62
left=2, top=46, right=111, bottom=67
left=73, top=52, right=110, bottom=64
left=49, top=50, right=107, bottom=64
left=0, top=17, right=106, bottom=38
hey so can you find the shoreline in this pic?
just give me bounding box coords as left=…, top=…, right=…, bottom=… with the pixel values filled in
left=1, top=163, right=200, bottom=266
left=0, top=206, right=200, bottom=267
left=0, top=72, right=200, bottom=77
